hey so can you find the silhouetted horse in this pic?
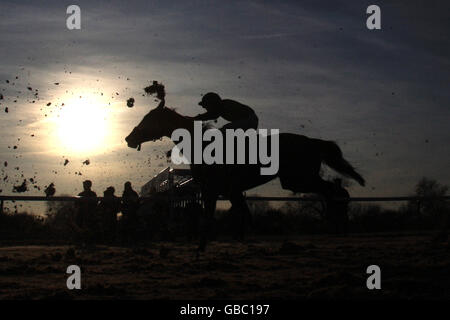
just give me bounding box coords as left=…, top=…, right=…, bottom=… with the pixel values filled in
left=125, top=103, right=365, bottom=250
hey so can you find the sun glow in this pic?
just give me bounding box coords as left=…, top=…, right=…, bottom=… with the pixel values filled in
left=54, top=94, right=111, bottom=154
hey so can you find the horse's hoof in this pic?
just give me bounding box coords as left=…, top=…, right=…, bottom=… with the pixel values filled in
left=197, top=239, right=207, bottom=253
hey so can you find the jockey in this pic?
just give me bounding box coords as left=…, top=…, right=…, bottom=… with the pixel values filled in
left=193, top=92, right=258, bottom=131
left=193, top=92, right=259, bottom=197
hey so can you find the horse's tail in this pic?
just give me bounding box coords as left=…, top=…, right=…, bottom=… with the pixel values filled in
left=320, top=140, right=365, bottom=186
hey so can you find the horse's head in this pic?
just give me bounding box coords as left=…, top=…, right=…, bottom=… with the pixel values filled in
left=125, top=104, right=186, bottom=150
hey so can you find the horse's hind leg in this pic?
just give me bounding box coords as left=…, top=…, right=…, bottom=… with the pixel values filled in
left=280, top=174, right=344, bottom=231
left=309, top=178, right=351, bottom=234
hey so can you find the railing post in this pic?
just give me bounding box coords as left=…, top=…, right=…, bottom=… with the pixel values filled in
left=168, top=168, right=174, bottom=218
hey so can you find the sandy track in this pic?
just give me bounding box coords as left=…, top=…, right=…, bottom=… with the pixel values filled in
left=0, top=233, right=449, bottom=300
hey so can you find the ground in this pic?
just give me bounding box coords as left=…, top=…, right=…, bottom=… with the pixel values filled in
left=0, top=232, right=449, bottom=300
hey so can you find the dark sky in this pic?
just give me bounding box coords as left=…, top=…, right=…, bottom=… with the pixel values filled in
left=0, top=0, right=449, bottom=213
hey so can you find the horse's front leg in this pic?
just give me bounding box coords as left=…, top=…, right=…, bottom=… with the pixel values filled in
left=198, top=192, right=218, bottom=253
left=229, top=192, right=251, bottom=241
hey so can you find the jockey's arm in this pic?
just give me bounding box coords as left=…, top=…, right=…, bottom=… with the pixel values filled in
left=193, top=110, right=220, bottom=121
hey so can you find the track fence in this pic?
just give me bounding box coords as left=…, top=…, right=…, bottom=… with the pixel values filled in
left=1, top=194, right=449, bottom=214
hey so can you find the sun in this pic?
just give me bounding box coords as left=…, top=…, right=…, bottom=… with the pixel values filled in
left=55, top=94, right=110, bottom=154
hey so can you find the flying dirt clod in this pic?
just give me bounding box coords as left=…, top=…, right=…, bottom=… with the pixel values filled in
left=127, top=98, right=135, bottom=108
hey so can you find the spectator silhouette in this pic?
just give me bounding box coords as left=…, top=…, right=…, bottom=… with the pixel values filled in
left=77, top=180, right=97, bottom=229
left=44, top=183, right=55, bottom=197
left=98, top=186, right=120, bottom=242
left=122, top=181, right=139, bottom=213
left=121, top=181, right=140, bottom=242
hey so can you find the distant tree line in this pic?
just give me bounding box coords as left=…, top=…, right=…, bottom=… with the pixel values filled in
left=0, top=177, right=448, bottom=244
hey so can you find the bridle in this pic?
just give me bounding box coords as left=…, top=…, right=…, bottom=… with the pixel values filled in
left=129, top=124, right=166, bottom=151
left=130, top=126, right=144, bottom=151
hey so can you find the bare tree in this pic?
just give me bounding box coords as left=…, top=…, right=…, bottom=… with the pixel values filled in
left=412, top=177, right=448, bottom=216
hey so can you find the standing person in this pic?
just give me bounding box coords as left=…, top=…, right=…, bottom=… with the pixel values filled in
left=122, top=182, right=139, bottom=214
left=44, top=183, right=56, bottom=197
left=77, top=180, right=97, bottom=230
left=98, top=186, right=120, bottom=243
left=121, top=181, right=140, bottom=242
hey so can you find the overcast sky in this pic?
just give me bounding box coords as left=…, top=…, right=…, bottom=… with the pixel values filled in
left=0, top=0, right=449, bottom=213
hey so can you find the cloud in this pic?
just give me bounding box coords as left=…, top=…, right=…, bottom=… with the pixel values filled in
left=0, top=0, right=449, bottom=203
